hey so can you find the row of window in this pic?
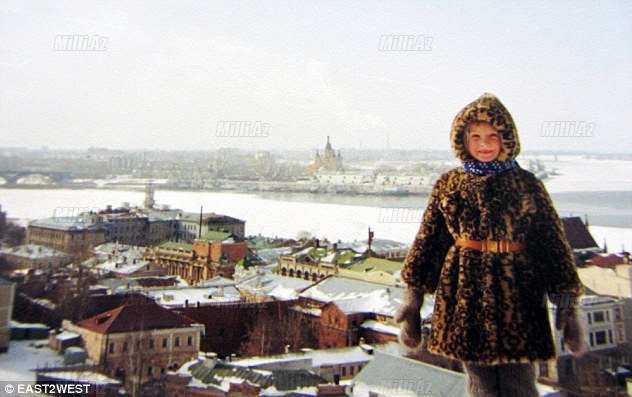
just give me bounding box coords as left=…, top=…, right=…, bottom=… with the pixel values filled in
left=108, top=335, right=194, bottom=353
left=341, top=363, right=363, bottom=377
left=588, top=310, right=610, bottom=324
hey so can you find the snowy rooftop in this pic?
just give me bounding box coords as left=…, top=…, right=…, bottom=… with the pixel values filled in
left=232, top=342, right=403, bottom=369
left=0, top=340, right=64, bottom=382
left=29, top=217, right=103, bottom=231
left=142, top=285, right=243, bottom=308
left=237, top=271, right=314, bottom=301
left=39, top=371, right=121, bottom=385
left=0, top=244, right=69, bottom=259
left=95, top=259, right=151, bottom=275
left=300, top=277, right=434, bottom=318
left=338, top=239, right=409, bottom=254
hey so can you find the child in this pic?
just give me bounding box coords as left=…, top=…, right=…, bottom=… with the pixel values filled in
left=396, top=93, right=585, bottom=396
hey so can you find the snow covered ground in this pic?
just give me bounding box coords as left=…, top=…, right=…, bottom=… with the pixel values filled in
left=0, top=340, right=62, bottom=382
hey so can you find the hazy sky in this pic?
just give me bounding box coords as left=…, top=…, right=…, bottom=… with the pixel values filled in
left=1, top=0, right=631, bottom=153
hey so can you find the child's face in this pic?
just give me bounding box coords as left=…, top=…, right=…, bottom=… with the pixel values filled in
left=467, top=122, right=501, bottom=162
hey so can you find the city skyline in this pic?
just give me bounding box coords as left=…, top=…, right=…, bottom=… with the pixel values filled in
left=1, top=1, right=631, bottom=153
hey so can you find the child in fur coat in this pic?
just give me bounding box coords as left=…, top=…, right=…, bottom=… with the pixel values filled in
left=396, top=93, right=586, bottom=396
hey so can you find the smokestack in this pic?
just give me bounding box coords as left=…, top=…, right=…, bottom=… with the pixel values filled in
left=199, top=206, right=203, bottom=238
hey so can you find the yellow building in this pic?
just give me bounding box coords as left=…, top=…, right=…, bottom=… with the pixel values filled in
left=66, top=302, right=203, bottom=393
left=307, top=136, right=343, bottom=177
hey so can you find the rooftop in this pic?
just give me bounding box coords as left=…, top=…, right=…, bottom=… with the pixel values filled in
left=77, top=302, right=196, bottom=334
left=562, top=216, right=600, bottom=251
left=0, top=244, right=70, bottom=259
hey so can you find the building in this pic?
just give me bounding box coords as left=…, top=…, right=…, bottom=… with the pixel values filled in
left=352, top=352, right=466, bottom=397
left=230, top=342, right=402, bottom=385
left=0, top=244, right=71, bottom=272
left=338, top=257, right=403, bottom=286
left=165, top=354, right=343, bottom=397
left=295, top=277, right=430, bottom=349
left=177, top=212, right=246, bottom=241
left=66, top=302, right=203, bottom=393
left=278, top=243, right=359, bottom=282
left=314, top=171, right=373, bottom=185
left=578, top=263, right=632, bottom=297
left=0, top=278, right=15, bottom=352
left=148, top=231, right=248, bottom=284
left=561, top=216, right=602, bottom=257
left=26, top=217, right=105, bottom=259
left=308, top=136, right=344, bottom=177
left=538, top=294, right=632, bottom=394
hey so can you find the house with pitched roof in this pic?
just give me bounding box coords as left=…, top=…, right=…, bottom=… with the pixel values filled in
left=65, top=301, right=203, bottom=393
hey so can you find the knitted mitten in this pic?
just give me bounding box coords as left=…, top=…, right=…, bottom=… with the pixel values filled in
left=555, top=301, right=588, bottom=355
left=395, top=286, right=425, bottom=348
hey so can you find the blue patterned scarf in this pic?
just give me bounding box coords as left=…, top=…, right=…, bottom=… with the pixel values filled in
left=463, top=159, right=520, bottom=176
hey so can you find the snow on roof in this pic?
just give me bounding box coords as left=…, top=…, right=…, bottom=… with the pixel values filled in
left=0, top=340, right=63, bottom=381
left=291, top=305, right=322, bottom=317
left=143, top=285, right=243, bottom=308
left=255, top=247, right=292, bottom=264
left=0, top=244, right=69, bottom=259
left=96, top=259, right=151, bottom=275
left=339, top=239, right=409, bottom=254
left=238, top=272, right=314, bottom=299
left=353, top=352, right=466, bottom=397
left=232, top=343, right=403, bottom=370
left=301, top=277, right=434, bottom=318
left=320, top=252, right=336, bottom=263
left=40, top=371, right=121, bottom=385
left=331, top=288, right=405, bottom=317
left=360, top=320, right=399, bottom=336
left=54, top=331, right=80, bottom=341
left=199, top=276, right=237, bottom=288
left=11, top=320, right=49, bottom=330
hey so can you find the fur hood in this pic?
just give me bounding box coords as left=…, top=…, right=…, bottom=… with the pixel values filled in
left=450, top=93, right=521, bottom=163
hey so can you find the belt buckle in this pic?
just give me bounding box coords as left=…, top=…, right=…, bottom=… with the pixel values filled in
left=486, top=240, right=498, bottom=252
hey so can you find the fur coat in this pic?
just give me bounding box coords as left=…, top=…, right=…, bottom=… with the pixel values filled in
left=401, top=93, right=584, bottom=364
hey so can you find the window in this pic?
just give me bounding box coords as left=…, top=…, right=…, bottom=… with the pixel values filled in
left=136, top=341, right=141, bottom=351
left=147, top=366, right=153, bottom=376
left=162, top=338, right=168, bottom=348
left=122, top=341, right=128, bottom=352
left=593, top=311, right=605, bottom=323
left=342, top=367, right=346, bottom=376
left=108, top=343, right=114, bottom=353
left=149, top=339, right=155, bottom=349
left=608, top=330, right=613, bottom=344
left=595, top=331, right=607, bottom=345
left=587, top=313, right=592, bottom=324
left=175, top=337, right=180, bottom=347
left=187, top=336, right=193, bottom=346
left=350, top=366, right=355, bottom=375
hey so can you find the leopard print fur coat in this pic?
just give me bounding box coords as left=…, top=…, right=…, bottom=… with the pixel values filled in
left=401, top=93, right=584, bottom=364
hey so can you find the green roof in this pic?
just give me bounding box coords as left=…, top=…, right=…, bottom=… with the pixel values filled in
left=190, top=362, right=326, bottom=391
left=346, top=257, right=403, bottom=274
left=199, top=231, right=232, bottom=242
left=160, top=241, right=194, bottom=251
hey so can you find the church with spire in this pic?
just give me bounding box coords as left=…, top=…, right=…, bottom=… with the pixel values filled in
left=307, top=136, right=344, bottom=176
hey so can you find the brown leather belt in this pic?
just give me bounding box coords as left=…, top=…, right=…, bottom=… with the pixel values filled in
left=455, top=238, right=523, bottom=253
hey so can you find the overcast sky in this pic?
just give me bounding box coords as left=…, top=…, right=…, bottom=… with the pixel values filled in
left=1, top=0, right=631, bottom=153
